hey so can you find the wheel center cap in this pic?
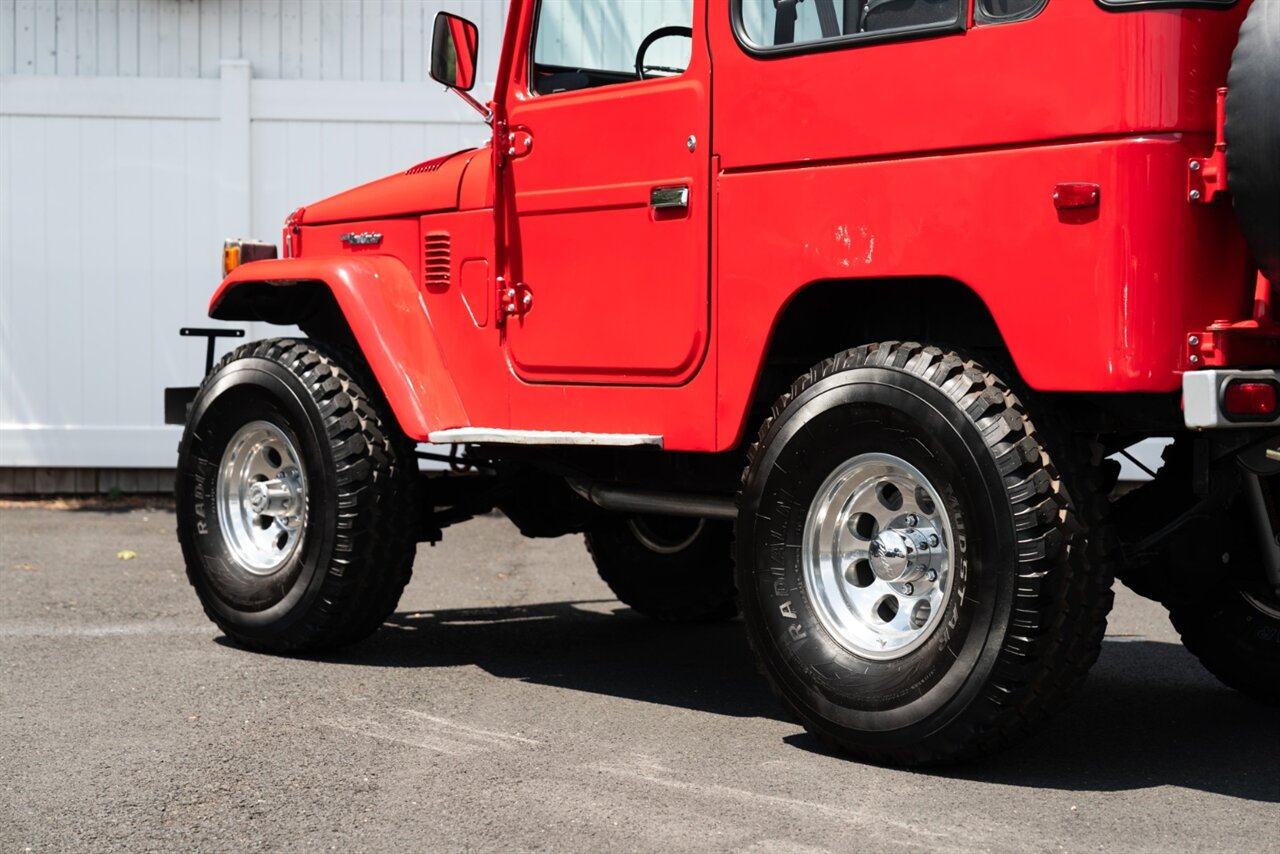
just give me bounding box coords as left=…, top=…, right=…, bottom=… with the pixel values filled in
left=247, top=484, right=269, bottom=513
left=869, top=530, right=913, bottom=581
left=246, top=477, right=297, bottom=517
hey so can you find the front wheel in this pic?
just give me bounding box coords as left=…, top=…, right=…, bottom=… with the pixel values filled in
left=736, top=342, right=1112, bottom=765
left=175, top=338, right=421, bottom=653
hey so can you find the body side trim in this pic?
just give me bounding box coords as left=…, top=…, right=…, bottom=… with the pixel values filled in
left=428, top=428, right=663, bottom=446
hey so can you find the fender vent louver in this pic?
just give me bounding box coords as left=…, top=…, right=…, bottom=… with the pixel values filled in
left=424, top=231, right=451, bottom=289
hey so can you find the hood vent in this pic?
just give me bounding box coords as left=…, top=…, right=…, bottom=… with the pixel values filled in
left=406, top=153, right=452, bottom=175
left=424, top=231, right=451, bottom=289
left=405, top=148, right=469, bottom=175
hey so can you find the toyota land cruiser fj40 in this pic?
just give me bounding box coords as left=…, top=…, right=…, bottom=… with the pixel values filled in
left=167, top=0, right=1280, bottom=765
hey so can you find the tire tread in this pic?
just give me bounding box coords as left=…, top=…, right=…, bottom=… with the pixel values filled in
left=180, top=338, right=420, bottom=653
left=736, top=341, right=1114, bottom=765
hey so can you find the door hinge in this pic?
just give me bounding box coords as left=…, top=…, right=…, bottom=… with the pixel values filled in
left=504, top=126, right=533, bottom=162
left=495, top=121, right=533, bottom=168
left=1188, top=87, right=1229, bottom=204
left=497, top=278, right=533, bottom=325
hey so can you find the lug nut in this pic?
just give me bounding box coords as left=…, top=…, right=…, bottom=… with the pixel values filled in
left=904, top=514, right=918, bottom=527
left=928, top=534, right=939, bottom=548
left=903, top=583, right=914, bottom=595
left=927, top=570, right=938, bottom=582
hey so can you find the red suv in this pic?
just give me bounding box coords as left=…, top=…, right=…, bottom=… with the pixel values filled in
left=168, top=0, right=1280, bottom=765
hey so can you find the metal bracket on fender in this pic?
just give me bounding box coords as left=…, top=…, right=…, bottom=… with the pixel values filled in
left=1185, top=273, right=1280, bottom=370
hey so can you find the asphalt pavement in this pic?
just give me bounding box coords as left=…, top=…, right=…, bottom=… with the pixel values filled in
left=1, top=505, right=1276, bottom=852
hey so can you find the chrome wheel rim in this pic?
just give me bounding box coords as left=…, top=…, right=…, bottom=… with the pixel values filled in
left=216, top=420, right=308, bottom=576
left=802, top=452, right=954, bottom=660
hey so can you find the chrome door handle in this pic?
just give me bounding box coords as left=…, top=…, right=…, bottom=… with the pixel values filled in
left=650, top=185, right=690, bottom=209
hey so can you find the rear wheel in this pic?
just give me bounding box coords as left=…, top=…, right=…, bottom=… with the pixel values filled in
left=1114, top=440, right=1280, bottom=703
left=586, top=515, right=737, bottom=622
left=176, top=338, right=421, bottom=653
left=1171, top=577, right=1280, bottom=705
left=736, top=342, right=1112, bottom=765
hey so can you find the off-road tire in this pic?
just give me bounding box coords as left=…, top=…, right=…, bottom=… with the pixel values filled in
left=586, top=515, right=737, bottom=622
left=1171, top=588, right=1280, bottom=705
left=736, top=342, right=1113, bottom=766
left=1112, top=439, right=1280, bottom=703
left=176, top=338, right=421, bottom=653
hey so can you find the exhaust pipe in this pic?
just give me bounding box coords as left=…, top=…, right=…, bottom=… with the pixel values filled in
left=568, top=480, right=737, bottom=521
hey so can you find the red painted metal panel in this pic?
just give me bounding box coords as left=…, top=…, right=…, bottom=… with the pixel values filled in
left=711, top=3, right=1248, bottom=171
left=459, top=147, right=495, bottom=210
left=209, top=250, right=468, bottom=440
left=498, top=25, right=713, bottom=385
left=302, top=149, right=478, bottom=225
left=713, top=135, right=1254, bottom=449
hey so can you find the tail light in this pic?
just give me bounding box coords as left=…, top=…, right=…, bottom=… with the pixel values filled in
left=1224, top=380, right=1279, bottom=420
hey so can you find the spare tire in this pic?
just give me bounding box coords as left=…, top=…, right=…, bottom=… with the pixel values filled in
left=1226, top=1, right=1280, bottom=284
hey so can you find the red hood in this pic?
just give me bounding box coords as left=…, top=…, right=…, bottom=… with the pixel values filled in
left=302, top=148, right=481, bottom=225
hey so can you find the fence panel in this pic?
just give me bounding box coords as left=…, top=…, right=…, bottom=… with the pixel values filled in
left=0, top=66, right=493, bottom=467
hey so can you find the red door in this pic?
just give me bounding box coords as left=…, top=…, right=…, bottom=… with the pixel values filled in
left=501, top=2, right=710, bottom=386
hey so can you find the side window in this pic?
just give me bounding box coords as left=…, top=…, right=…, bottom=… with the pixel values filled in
left=975, top=0, right=1048, bottom=24
left=738, top=0, right=964, bottom=49
left=532, top=0, right=694, bottom=95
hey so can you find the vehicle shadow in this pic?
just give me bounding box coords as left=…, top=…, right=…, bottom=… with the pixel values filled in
left=955, top=638, right=1278, bottom=802
left=789, top=637, right=1280, bottom=803
left=310, top=601, right=1277, bottom=803
left=336, top=601, right=783, bottom=721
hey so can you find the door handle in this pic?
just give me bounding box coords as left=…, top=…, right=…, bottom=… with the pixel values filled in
left=650, top=185, right=690, bottom=209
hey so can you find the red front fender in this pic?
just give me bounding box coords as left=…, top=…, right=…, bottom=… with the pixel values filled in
left=209, top=256, right=468, bottom=440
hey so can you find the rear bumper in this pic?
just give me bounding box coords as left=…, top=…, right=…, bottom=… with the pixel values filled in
left=1184, top=369, right=1280, bottom=429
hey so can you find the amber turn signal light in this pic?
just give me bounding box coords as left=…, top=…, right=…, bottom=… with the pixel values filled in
left=222, top=239, right=279, bottom=277
left=222, top=243, right=241, bottom=276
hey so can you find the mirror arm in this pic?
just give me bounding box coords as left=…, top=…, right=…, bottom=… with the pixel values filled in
left=445, top=86, right=493, bottom=124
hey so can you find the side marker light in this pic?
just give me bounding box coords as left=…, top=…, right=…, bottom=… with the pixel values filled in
left=1053, top=183, right=1101, bottom=210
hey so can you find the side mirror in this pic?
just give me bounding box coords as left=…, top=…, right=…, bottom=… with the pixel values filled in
left=430, top=12, right=479, bottom=92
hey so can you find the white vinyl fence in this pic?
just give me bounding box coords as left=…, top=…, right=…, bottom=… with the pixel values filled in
left=0, top=0, right=508, bottom=482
